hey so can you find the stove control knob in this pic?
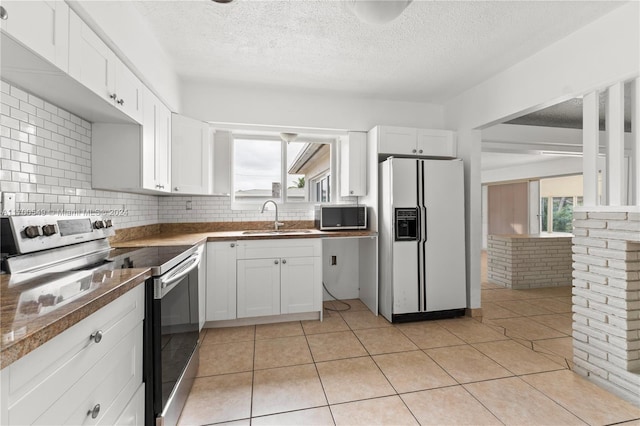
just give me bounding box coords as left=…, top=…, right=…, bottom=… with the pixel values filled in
left=24, top=225, right=41, bottom=238
left=42, top=224, right=57, bottom=236
left=93, top=220, right=105, bottom=229
left=104, top=219, right=113, bottom=228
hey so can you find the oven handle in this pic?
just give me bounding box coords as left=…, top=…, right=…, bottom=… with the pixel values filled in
left=155, top=253, right=200, bottom=299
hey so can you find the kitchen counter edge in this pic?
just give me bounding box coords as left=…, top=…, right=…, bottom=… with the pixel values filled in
left=111, top=229, right=378, bottom=247
left=0, top=268, right=151, bottom=370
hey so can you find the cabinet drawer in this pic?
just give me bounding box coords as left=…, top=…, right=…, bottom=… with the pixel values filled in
left=6, top=285, right=144, bottom=424
left=236, top=239, right=321, bottom=260
left=30, top=322, right=143, bottom=425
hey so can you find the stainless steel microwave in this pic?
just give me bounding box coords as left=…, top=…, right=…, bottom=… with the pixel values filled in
left=315, top=205, right=367, bottom=230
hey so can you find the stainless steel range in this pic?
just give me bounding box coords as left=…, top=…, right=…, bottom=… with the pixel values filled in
left=1, top=215, right=202, bottom=426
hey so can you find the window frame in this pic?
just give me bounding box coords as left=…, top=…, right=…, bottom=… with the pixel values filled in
left=230, top=133, right=338, bottom=211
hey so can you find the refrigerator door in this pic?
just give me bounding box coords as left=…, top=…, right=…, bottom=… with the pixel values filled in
left=422, top=159, right=467, bottom=311
left=390, top=158, right=420, bottom=315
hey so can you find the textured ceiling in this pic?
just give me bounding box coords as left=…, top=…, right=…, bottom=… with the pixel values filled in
left=132, top=0, right=624, bottom=103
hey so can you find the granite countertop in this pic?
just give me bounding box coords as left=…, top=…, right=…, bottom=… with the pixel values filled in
left=0, top=267, right=150, bottom=369
left=112, top=228, right=377, bottom=247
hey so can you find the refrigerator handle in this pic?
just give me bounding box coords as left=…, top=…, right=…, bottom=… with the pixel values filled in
left=416, top=207, right=421, bottom=242
left=422, top=206, right=428, bottom=241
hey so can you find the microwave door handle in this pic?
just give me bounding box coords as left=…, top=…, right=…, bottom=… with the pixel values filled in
left=155, top=254, right=200, bottom=299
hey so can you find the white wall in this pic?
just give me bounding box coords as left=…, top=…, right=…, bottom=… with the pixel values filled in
left=68, top=2, right=181, bottom=112
left=181, top=81, right=445, bottom=131
left=445, top=2, right=640, bottom=309
left=322, top=239, right=360, bottom=300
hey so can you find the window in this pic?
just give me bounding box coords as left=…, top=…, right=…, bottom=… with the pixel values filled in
left=540, top=195, right=582, bottom=233
left=232, top=134, right=333, bottom=206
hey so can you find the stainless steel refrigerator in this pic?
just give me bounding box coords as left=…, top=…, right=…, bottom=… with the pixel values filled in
left=379, top=157, right=467, bottom=322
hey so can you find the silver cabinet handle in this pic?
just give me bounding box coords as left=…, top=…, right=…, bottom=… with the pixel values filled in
left=90, top=330, right=103, bottom=343
left=174, top=187, right=179, bottom=191
left=230, top=243, right=235, bottom=248
left=109, top=93, right=117, bottom=100
left=418, top=149, right=423, bottom=154
left=282, top=259, right=287, bottom=264
left=117, top=98, right=124, bottom=106
left=412, top=149, right=417, bottom=153
left=0, top=6, right=8, bottom=20
left=274, top=260, right=279, bottom=265
left=87, top=404, right=100, bottom=419
left=350, top=190, right=354, bottom=194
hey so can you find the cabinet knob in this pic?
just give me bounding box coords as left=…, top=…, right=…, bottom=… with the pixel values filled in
left=418, top=149, right=423, bottom=154
left=412, top=149, right=417, bottom=153
left=117, top=98, right=125, bottom=106
left=350, top=190, right=354, bottom=194
left=230, top=243, right=235, bottom=248
left=90, top=330, right=103, bottom=344
left=0, top=6, right=8, bottom=20
left=282, top=259, right=287, bottom=264
left=174, top=187, right=179, bottom=191
left=274, top=260, right=279, bottom=265
left=87, top=404, right=100, bottom=419
left=109, top=93, right=117, bottom=100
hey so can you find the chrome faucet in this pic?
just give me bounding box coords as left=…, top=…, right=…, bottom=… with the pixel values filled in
left=261, top=200, right=285, bottom=231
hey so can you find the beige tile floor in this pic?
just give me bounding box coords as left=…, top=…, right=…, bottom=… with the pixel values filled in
left=178, top=256, right=640, bottom=425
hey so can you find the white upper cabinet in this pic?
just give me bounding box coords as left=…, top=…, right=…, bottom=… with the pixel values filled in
left=142, top=87, right=171, bottom=192
left=69, top=10, right=142, bottom=123
left=375, top=126, right=456, bottom=158
left=172, top=114, right=212, bottom=195
left=0, top=0, right=69, bottom=72
left=340, top=131, right=367, bottom=197
left=212, top=130, right=232, bottom=196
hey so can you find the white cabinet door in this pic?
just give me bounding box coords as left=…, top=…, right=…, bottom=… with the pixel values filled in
left=69, top=10, right=143, bottom=123
left=237, top=258, right=280, bottom=318
left=340, top=131, right=367, bottom=197
left=416, top=129, right=456, bottom=158
left=206, top=242, right=237, bottom=321
left=212, top=130, right=232, bottom=195
left=114, top=59, right=143, bottom=123
left=0, top=0, right=69, bottom=72
left=280, top=256, right=321, bottom=314
left=142, top=88, right=171, bottom=192
left=69, top=10, right=116, bottom=105
left=378, top=126, right=417, bottom=155
left=172, top=114, right=212, bottom=195
left=112, top=384, right=144, bottom=426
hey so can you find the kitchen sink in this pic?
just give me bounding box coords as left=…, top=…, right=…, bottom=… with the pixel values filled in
left=241, top=229, right=314, bottom=235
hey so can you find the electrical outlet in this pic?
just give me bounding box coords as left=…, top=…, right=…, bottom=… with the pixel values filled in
left=331, top=255, right=337, bottom=265
left=186, top=201, right=192, bottom=210
left=2, top=192, right=16, bottom=215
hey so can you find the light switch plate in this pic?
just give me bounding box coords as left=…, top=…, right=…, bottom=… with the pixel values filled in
left=2, top=192, right=16, bottom=215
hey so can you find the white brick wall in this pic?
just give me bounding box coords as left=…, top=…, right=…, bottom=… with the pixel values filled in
left=0, top=81, right=158, bottom=229
left=572, top=209, right=640, bottom=404
left=158, top=195, right=314, bottom=223
left=487, top=234, right=573, bottom=289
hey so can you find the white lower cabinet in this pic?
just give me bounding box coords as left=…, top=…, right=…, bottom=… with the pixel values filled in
left=206, top=241, right=237, bottom=321
left=236, top=239, right=322, bottom=319
left=206, top=239, right=322, bottom=322
left=280, top=256, right=322, bottom=314
left=1, top=285, right=145, bottom=425
left=237, top=258, right=281, bottom=318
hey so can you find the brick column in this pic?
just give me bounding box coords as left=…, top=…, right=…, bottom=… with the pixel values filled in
left=572, top=208, right=640, bottom=404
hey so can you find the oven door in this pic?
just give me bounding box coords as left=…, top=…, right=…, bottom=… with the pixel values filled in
left=149, top=252, right=201, bottom=426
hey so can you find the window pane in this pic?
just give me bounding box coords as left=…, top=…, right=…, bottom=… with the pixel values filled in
left=234, top=139, right=281, bottom=202
left=286, top=142, right=331, bottom=203
left=552, top=196, right=574, bottom=233
left=540, top=197, right=548, bottom=232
